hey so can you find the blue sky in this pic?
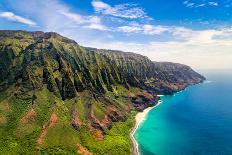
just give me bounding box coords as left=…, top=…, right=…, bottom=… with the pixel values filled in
left=0, top=0, right=232, bottom=70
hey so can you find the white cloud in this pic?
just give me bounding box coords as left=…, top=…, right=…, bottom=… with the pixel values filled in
left=59, top=10, right=108, bottom=31
left=183, top=1, right=189, bottom=5
left=59, top=11, right=84, bottom=24
left=208, top=2, right=218, bottom=6
left=183, top=1, right=219, bottom=8
left=87, top=27, right=232, bottom=70
left=118, top=25, right=142, bottom=33
left=117, top=24, right=195, bottom=36
left=0, top=11, right=36, bottom=26
left=83, top=23, right=108, bottom=31
left=186, top=3, right=195, bottom=7
left=4, top=0, right=108, bottom=31
left=2, top=0, right=231, bottom=70
left=117, top=24, right=170, bottom=35
left=196, top=3, right=206, bottom=7
left=91, top=0, right=149, bottom=19
left=143, top=25, right=169, bottom=35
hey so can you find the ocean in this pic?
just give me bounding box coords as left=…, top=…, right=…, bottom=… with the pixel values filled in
left=135, top=71, right=232, bottom=155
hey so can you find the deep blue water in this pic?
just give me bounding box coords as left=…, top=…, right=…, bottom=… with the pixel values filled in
left=135, top=72, right=232, bottom=155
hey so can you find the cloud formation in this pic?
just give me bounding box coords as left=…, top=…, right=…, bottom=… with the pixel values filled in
left=91, top=0, right=149, bottom=19
left=1, top=0, right=232, bottom=69
left=88, top=27, right=232, bottom=69
left=208, top=2, right=218, bottom=6
left=117, top=24, right=169, bottom=35
left=183, top=0, right=219, bottom=8
left=59, top=10, right=108, bottom=31
left=3, top=0, right=108, bottom=32
left=0, top=11, right=36, bottom=26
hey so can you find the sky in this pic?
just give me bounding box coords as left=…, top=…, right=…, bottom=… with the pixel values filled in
left=0, top=0, right=232, bottom=70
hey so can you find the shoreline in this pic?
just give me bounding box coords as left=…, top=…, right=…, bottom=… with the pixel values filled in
left=130, top=81, right=205, bottom=155
left=130, top=100, right=163, bottom=155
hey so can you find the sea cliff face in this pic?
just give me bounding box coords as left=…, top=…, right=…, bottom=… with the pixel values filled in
left=0, top=30, right=205, bottom=154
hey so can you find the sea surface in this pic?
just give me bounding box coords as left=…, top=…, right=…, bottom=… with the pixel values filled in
left=135, top=71, right=232, bottom=155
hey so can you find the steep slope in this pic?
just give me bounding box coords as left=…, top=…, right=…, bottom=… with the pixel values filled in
left=87, top=48, right=205, bottom=94
left=0, top=30, right=205, bottom=154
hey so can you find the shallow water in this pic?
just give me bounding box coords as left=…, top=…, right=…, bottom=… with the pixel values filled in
left=135, top=72, right=232, bottom=155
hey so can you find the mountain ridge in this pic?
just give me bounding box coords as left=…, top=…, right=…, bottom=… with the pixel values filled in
left=0, top=30, right=205, bottom=154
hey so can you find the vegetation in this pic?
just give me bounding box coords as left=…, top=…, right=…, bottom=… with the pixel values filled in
left=0, top=88, right=134, bottom=154
left=0, top=30, right=205, bottom=154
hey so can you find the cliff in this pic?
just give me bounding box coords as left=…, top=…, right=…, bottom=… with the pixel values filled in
left=0, top=30, right=205, bottom=154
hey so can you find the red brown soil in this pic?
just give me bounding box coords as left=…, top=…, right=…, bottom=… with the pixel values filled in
left=71, top=108, right=82, bottom=129
left=75, top=116, right=82, bottom=127
left=77, top=144, right=92, bottom=155
left=88, top=115, right=104, bottom=141
left=93, top=129, right=104, bottom=141
left=137, top=91, right=153, bottom=100
left=100, top=115, right=111, bottom=129
left=125, top=91, right=135, bottom=111
left=107, top=107, right=117, bottom=112
left=20, top=108, right=36, bottom=124
left=37, top=112, right=58, bottom=145
left=128, top=91, right=134, bottom=98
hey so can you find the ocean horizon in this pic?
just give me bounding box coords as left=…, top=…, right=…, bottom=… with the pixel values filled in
left=1, top=0, right=232, bottom=154
left=135, top=71, right=232, bottom=155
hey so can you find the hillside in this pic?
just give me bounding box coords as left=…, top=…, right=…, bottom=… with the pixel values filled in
left=0, top=30, right=205, bottom=154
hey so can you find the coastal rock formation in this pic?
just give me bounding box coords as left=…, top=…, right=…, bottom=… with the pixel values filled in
left=0, top=30, right=205, bottom=154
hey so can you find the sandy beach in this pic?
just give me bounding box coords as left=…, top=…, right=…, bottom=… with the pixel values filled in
left=130, top=100, right=162, bottom=155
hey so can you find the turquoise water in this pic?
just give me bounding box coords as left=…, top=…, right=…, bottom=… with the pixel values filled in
left=135, top=72, right=232, bottom=155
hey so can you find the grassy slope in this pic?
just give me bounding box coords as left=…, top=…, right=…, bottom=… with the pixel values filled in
left=0, top=31, right=136, bottom=154
left=0, top=85, right=136, bottom=155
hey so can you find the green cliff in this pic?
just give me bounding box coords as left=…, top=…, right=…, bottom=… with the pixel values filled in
left=0, top=30, right=205, bottom=154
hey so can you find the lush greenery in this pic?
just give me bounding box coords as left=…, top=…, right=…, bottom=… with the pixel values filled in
left=0, top=30, right=205, bottom=154
left=0, top=87, right=135, bottom=154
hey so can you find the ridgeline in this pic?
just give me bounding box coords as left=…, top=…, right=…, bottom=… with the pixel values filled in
left=0, top=30, right=205, bottom=154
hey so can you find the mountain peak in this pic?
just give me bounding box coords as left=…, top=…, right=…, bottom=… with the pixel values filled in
left=0, top=30, right=76, bottom=44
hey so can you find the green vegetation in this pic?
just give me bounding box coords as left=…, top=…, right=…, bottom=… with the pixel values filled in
left=79, top=118, right=134, bottom=155
left=0, top=87, right=135, bottom=154
left=0, top=30, right=205, bottom=154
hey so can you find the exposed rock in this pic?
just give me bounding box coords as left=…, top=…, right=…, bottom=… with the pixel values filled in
left=90, top=115, right=105, bottom=131
left=131, top=91, right=160, bottom=111
left=70, top=107, right=82, bottom=130
left=100, top=115, right=113, bottom=129
left=107, top=108, right=127, bottom=122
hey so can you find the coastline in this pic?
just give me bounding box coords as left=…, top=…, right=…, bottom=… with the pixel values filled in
left=130, top=81, right=205, bottom=155
left=130, top=100, right=163, bottom=155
